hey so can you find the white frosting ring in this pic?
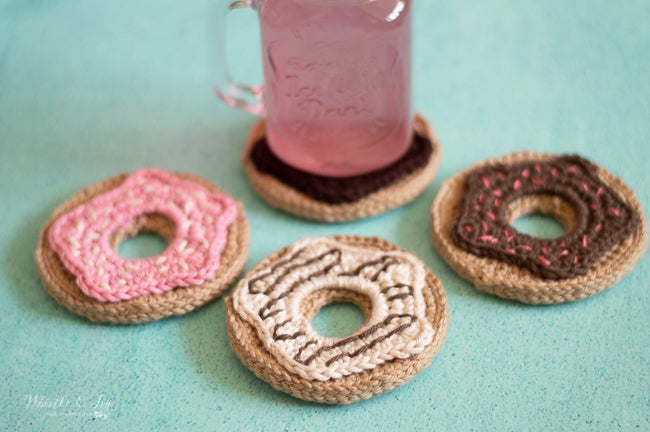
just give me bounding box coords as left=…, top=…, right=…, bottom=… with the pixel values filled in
left=232, top=237, right=435, bottom=381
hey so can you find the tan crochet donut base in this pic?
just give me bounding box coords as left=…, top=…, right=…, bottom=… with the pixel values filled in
left=226, top=235, right=450, bottom=404
left=431, top=153, right=647, bottom=304
left=35, top=172, right=250, bottom=324
left=242, top=113, right=442, bottom=222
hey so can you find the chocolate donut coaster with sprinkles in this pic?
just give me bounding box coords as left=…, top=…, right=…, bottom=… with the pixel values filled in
left=431, top=153, right=647, bottom=304
left=242, top=113, right=441, bottom=222
left=226, top=236, right=449, bottom=404
left=35, top=169, right=249, bottom=324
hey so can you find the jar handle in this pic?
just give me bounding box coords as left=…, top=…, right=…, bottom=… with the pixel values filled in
left=210, top=0, right=264, bottom=116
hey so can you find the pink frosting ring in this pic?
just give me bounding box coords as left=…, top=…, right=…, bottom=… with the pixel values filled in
left=48, top=169, right=238, bottom=302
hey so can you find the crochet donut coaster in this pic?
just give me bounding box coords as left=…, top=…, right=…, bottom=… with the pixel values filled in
left=242, top=113, right=441, bottom=222
left=226, top=235, right=450, bottom=404
left=35, top=169, right=250, bottom=324
left=431, top=153, right=647, bottom=304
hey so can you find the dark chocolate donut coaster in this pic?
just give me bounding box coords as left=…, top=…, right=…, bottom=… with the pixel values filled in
left=431, top=153, right=647, bottom=304
left=243, top=113, right=441, bottom=222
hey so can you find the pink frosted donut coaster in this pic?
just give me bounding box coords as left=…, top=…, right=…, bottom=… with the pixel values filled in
left=35, top=169, right=249, bottom=324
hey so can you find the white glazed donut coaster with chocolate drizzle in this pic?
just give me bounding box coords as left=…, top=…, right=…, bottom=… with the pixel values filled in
left=225, top=236, right=449, bottom=404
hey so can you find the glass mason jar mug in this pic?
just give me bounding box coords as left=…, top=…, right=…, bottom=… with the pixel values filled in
left=213, top=0, right=412, bottom=177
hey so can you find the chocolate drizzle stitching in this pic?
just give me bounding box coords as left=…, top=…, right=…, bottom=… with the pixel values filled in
left=248, top=245, right=420, bottom=368
left=295, top=314, right=417, bottom=367
left=451, top=156, right=639, bottom=279
left=249, top=131, right=434, bottom=204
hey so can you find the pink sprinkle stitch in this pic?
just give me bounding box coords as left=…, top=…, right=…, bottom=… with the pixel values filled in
left=473, top=205, right=482, bottom=211
left=464, top=225, right=473, bottom=233
left=507, top=236, right=514, bottom=243
left=482, top=221, right=489, bottom=232
left=595, top=224, right=602, bottom=232
left=485, top=212, right=497, bottom=221
left=538, top=256, right=552, bottom=266
left=582, top=235, right=588, bottom=248
left=550, top=168, right=558, bottom=176
left=47, top=169, right=238, bottom=303
left=522, top=169, right=530, bottom=178
left=479, top=194, right=485, bottom=204
left=532, top=179, right=545, bottom=186
left=481, top=175, right=491, bottom=188
left=535, top=165, right=543, bottom=174
left=574, top=256, right=580, bottom=264
left=494, top=199, right=501, bottom=207
left=519, top=245, right=533, bottom=252
left=503, top=229, right=510, bottom=237
left=514, top=179, right=522, bottom=190
left=492, top=190, right=502, bottom=197
left=610, top=208, right=620, bottom=216
left=506, top=249, right=516, bottom=254
left=589, top=204, right=598, bottom=211
left=559, top=250, right=569, bottom=257
left=480, top=235, right=499, bottom=244
left=542, top=247, right=548, bottom=255
left=597, top=187, right=604, bottom=196
left=559, top=243, right=566, bottom=248
left=567, top=166, right=578, bottom=174
left=582, top=181, right=589, bottom=192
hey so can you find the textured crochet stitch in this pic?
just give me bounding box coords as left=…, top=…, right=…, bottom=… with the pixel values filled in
left=451, top=156, right=639, bottom=279
left=47, top=168, right=238, bottom=302
left=431, top=152, right=647, bottom=304
left=232, top=237, right=435, bottom=381
left=250, top=131, right=433, bottom=204
left=241, top=113, right=442, bottom=222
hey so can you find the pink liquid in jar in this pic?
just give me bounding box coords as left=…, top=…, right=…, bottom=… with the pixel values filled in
left=259, top=0, right=412, bottom=177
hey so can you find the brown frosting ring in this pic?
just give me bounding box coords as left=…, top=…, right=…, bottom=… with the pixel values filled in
left=249, top=130, right=434, bottom=204
left=450, top=156, right=640, bottom=280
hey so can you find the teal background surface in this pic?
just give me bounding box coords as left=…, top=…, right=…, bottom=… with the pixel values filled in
left=1, top=0, right=649, bottom=430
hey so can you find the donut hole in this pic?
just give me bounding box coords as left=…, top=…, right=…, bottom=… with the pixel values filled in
left=302, top=289, right=371, bottom=339
left=506, top=194, right=577, bottom=239
left=111, top=213, right=175, bottom=259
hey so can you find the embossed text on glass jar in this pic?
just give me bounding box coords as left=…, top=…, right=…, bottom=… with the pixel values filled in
left=213, top=0, right=412, bottom=177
